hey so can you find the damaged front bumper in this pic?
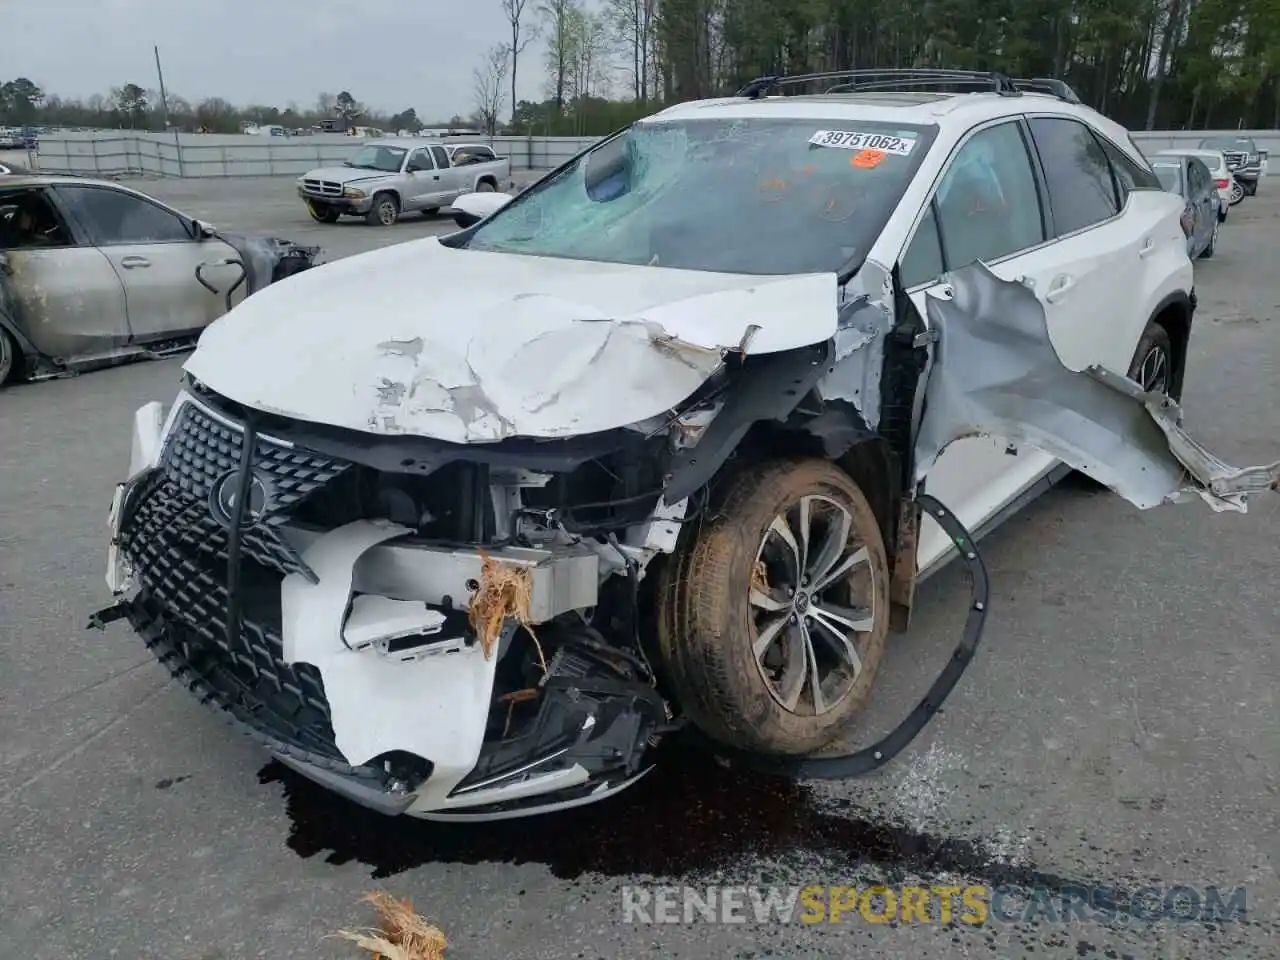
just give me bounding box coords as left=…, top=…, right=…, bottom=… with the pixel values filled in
left=98, top=391, right=669, bottom=819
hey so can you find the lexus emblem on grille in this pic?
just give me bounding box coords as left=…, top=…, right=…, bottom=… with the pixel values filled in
left=209, top=470, right=273, bottom=528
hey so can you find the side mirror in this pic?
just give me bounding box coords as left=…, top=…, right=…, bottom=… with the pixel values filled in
left=192, top=219, right=216, bottom=239
left=451, top=190, right=512, bottom=228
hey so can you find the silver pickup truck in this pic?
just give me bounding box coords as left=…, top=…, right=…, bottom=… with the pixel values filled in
left=296, top=138, right=513, bottom=226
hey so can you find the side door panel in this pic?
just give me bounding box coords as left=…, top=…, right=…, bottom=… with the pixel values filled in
left=899, top=120, right=1063, bottom=570
left=55, top=184, right=242, bottom=342
left=0, top=186, right=130, bottom=358
left=403, top=149, right=437, bottom=210
left=431, top=145, right=464, bottom=203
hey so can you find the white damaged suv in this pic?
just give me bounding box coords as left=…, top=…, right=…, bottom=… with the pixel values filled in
left=95, top=70, right=1278, bottom=820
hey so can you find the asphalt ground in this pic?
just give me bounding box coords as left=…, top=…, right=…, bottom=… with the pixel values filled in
left=0, top=177, right=1277, bottom=960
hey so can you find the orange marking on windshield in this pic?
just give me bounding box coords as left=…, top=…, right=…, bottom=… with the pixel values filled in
left=851, top=149, right=885, bottom=169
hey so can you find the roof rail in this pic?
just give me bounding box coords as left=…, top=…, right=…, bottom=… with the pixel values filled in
left=736, top=68, right=1081, bottom=104
left=1011, top=77, right=1082, bottom=103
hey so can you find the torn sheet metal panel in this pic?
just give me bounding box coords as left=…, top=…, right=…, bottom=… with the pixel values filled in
left=280, top=519, right=496, bottom=799
left=815, top=259, right=896, bottom=429
left=914, top=261, right=1279, bottom=511
left=183, top=237, right=839, bottom=442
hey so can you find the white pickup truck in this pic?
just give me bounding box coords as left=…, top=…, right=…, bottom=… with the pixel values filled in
left=296, top=138, right=513, bottom=226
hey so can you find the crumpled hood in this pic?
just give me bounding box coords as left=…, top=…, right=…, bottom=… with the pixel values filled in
left=184, top=236, right=839, bottom=442
left=302, top=166, right=394, bottom=185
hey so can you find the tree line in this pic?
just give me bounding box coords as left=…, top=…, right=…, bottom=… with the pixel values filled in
left=4, top=0, right=1278, bottom=139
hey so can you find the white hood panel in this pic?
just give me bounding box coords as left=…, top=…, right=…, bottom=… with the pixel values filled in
left=185, top=237, right=839, bottom=442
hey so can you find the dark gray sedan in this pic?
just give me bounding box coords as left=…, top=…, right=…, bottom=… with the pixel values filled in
left=1149, top=155, right=1220, bottom=260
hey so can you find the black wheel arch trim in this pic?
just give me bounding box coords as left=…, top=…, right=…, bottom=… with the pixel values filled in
left=1145, top=289, right=1195, bottom=400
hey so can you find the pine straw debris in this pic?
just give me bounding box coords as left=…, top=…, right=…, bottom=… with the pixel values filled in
left=467, top=548, right=546, bottom=670
left=333, top=891, right=448, bottom=960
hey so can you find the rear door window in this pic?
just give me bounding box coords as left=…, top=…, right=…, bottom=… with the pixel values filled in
left=430, top=146, right=450, bottom=169
left=1027, top=118, right=1121, bottom=235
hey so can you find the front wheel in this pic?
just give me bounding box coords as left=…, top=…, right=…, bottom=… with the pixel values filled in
left=1242, top=179, right=1257, bottom=197
left=1199, top=220, right=1218, bottom=259
left=366, top=192, right=399, bottom=226
left=655, top=459, right=890, bottom=755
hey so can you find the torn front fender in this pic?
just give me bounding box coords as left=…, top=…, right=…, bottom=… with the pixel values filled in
left=914, top=261, right=1279, bottom=512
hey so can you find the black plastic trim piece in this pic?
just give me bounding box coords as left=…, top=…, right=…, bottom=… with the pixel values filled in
left=662, top=343, right=833, bottom=505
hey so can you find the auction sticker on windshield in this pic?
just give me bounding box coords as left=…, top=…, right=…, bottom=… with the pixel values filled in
left=809, top=130, right=917, bottom=155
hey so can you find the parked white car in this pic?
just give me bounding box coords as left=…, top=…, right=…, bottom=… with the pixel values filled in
left=1156, top=147, right=1236, bottom=213
left=97, top=70, right=1279, bottom=822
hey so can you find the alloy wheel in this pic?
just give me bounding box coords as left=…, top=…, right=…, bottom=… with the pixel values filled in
left=1135, top=344, right=1169, bottom=394
left=749, top=495, right=879, bottom=717
left=378, top=199, right=397, bottom=225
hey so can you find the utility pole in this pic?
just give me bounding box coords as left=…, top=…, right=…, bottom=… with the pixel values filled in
left=154, top=44, right=185, bottom=175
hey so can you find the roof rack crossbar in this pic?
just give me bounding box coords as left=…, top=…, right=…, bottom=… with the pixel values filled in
left=737, top=68, right=1081, bottom=104
left=736, top=68, right=1023, bottom=100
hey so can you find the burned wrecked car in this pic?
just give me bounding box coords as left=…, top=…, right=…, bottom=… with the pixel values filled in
left=0, top=175, right=319, bottom=387
left=93, top=70, right=1280, bottom=820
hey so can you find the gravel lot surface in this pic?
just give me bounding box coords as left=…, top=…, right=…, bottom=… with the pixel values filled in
left=0, top=178, right=1276, bottom=960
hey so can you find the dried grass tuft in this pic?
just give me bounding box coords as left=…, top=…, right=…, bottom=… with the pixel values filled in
left=467, top=549, right=546, bottom=670
left=333, top=891, right=448, bottom=960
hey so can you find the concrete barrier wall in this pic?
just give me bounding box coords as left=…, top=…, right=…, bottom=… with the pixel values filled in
left=24, top=128, right=1279, bottom=179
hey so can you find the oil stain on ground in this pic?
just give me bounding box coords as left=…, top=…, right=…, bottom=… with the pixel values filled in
left=261, top=740, right=1093, bottom=890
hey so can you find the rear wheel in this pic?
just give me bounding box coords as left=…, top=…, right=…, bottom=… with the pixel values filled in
left=1129, top=322, right=1174, bottom=395
left=1228, top=180, right=1245, bottom=205
left=306, top=201, right=340, bottom=224
left=476, top=180, right=496, bottom=192
left=0, top=327, right=19, bottom=387
left=366, top=192, right=399, bottom=226
left=655, top=459, right=890, bottom=755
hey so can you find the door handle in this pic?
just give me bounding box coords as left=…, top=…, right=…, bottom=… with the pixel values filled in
left=1138, top=238, right=1156, bottom=259
left=120, top=256, right=151, bottom=268
left=1045, top=274, right=1075, bottom=304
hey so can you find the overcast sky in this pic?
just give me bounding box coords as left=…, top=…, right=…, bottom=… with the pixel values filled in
left=9, top=0, right=551, bottom=120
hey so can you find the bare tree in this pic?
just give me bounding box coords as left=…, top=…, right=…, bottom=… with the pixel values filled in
left=605, top=0, right=655, bottom=102
left=500, top=0, right=539, bottom=124
left=540, top=0, right=581, bottom=111
left=472, top=44, right=510, bottom=136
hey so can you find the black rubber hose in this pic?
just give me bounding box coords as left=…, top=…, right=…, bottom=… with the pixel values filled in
left=224, top=415, right=258, bottom=659
left=687, top=492, right=989, bottom=780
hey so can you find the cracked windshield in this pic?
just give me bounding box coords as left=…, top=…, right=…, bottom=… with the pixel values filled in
left=465, top=118, right=935, bottom=274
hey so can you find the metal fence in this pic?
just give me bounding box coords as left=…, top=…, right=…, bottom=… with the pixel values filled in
left=21, top=128, right=1280, bottom=179
left=27, top=132, right=600, bottom=178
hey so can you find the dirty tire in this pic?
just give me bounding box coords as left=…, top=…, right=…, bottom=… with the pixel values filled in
left=655, top=459, right=890, bottom=755
left=1128, top=321, right=1174, bottom=395
left=476, top=180, right=496, bottom=192
left=367, top=192, right=399, bottom=226
left=0, top=327, right=16, bottom=386
left=306, top=201, right=340, bottom=224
